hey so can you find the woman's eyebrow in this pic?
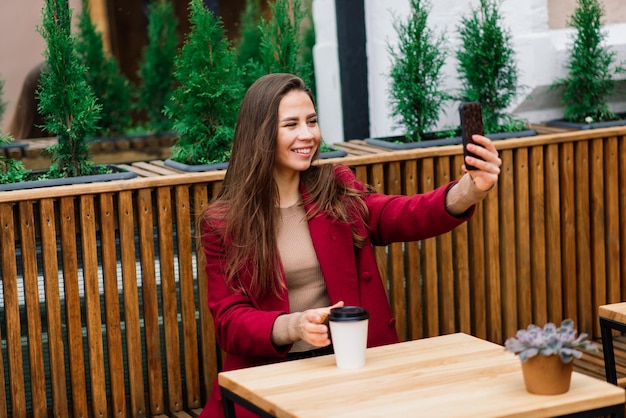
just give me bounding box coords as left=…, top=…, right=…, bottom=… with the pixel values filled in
left=280, top=113, right=317, bottom=122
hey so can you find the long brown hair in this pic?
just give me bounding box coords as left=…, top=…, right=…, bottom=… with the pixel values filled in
left=202, top=73, right=368, bottom=297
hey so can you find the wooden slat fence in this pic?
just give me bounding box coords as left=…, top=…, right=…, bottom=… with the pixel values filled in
left=0, top=126, right=625, bottom=416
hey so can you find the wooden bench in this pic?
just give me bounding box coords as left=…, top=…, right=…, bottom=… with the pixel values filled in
left=2, top=126, right=626, bottom=416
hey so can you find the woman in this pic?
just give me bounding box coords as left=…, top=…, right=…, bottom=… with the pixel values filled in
left=199, top=73, right=501, bottom=417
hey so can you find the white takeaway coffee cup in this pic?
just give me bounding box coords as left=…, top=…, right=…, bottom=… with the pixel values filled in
left=328, top=306, right=370, bottom=369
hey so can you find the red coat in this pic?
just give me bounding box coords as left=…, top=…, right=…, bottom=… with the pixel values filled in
left=199, top=165, right=473, bottom=417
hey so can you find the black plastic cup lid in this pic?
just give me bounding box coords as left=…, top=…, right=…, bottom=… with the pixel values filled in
left=329, top=306, right=370, bottom=322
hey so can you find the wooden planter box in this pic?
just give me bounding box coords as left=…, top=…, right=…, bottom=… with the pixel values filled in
left=1, top=126, right=626, bottom=417
left=1, top=132, right=177, bottom=170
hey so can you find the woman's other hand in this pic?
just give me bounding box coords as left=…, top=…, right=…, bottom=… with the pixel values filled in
left=298, top=301, right=344, bottom=347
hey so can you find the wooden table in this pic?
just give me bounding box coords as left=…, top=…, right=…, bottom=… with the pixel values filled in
left=219, top=333, right=625, bottom=417
left=599, top=302, right=626, bottom=385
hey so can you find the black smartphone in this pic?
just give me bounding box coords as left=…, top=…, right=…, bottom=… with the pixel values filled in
left=458, top=102, right=484, bottom=170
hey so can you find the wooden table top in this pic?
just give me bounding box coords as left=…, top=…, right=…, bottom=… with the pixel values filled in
left=600, top=302, right=626, bottom=322
left=218, top=333, right=625, bottom=418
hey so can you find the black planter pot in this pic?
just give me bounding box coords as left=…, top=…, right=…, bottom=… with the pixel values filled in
left=320, top=149, right=348, bottom=159
left=163, top=159, right=229, bottom=172
left=0, top=165, right=137, bottom=192
left=366, top=135, right=461, bottom=150
left=485, top=129, right=538, bottom=140
left=366, top=128, right=537, bottom=150
left=545, top=115, right=626, bottom=130
left=163, top=148, right=348, bottom=173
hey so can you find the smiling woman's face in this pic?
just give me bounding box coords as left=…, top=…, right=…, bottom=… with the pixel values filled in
left=273, top=90, right=321, bottom=179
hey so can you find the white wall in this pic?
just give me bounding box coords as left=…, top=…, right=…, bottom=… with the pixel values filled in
left=0, top=0, right=83, bottom=133
left=312, top=0, right=344, bottom=145
left=313, top=0, right=626, bottom=142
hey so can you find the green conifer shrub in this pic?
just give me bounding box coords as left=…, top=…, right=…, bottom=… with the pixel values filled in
left=38, top=0, right=102, bottom=177
left=0, top=71, right=30, bottom=184
left=165, top=0, right=244, bottom=166
left=552, top=0, right=623, bottom=123
left=235, top=0, right=265, bottom=89
left=388, top=0, right=449, bottom=142
left=0, top=133, right=30, bottom=184
left=301, top=5, right=316, bottom=96
left=456, top=0, right=526, bottom=134
left=258, top=0, right=314, bottom=89
left=0, top=74, right=30, bottom=184
left=135, top=0, right=178, bottom=134
left=236, top=0, right=263, bottom=67
left=76, top=0, right=132, bottom=137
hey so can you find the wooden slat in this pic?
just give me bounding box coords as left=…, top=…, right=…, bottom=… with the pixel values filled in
left=451, top=155, right=471, bottom=335
left=136, top=188, right=165, bottom=415
left=0, top=203, right=27, bottom=415
left=156, top=187, right=184, bottom=412
left=590, top=138, right=607, bottom=337
left=527, top=123, right=572, bottom=135
left=545, top=144, right=563, bottom=321
left=79, top=195, right=108, bottom=417
left=499, top=149, right=517, bottom=339
left=575, top=141, right=593, bottom=335
left=118, top=191, right=147, bottom=417
left=0, top=204, right=6, bottom=416
left=386, top=162, right=406, bottom=341
left=116, top=163, right=160, bottom=177
left=468, top=191, right=486, bottom=340
left=368, top=164, right=390, bottom=311
left=341, top=140, right=392, bottom=155
left=194, top=185, right=219, bottom=398
left=59, top=197, right=89, bottom=417
left=604, top=137, right=620, bottom=303
left=39, top=199, right=69, bottom=416
left=149, top=159, right=184, bottom=173
left=436, top=158, right=454, bottom=335
left=353, top=165, right=368, bottom=183
left=99, top=193, right=127, bottom=417
left=368, top=163, right=385, bottom=193
left=133, top=161, right=182, bottom=176
left=529, top=146, right=547, bottom=325
left=575, top=336, right=626, bottom=385
left=420, top=158, right=439, bottom=337
left=403, top=160, right=422, bottom=340
left=613, top=138, right=626, bottom=300
left=514, top=148, right=532, bottom=328
left=560, top=142, right=577, bottom=321
left=0, top=305, right=6, bottom=417
left=19, top=201, right=47, bottom=418
left=175, top=185, right=202, bottom=409
left=483, top=182, right=502, bottom=343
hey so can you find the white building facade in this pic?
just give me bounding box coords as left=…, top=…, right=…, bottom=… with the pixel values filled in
left=313, top=0, right=626, bottom=143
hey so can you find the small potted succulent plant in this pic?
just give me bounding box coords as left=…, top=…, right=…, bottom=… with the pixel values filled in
left=504, top=319, right=598, bottom=395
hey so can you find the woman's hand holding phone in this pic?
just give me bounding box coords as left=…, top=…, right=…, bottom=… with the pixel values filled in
left=458, top=102, right=502, bottom=191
